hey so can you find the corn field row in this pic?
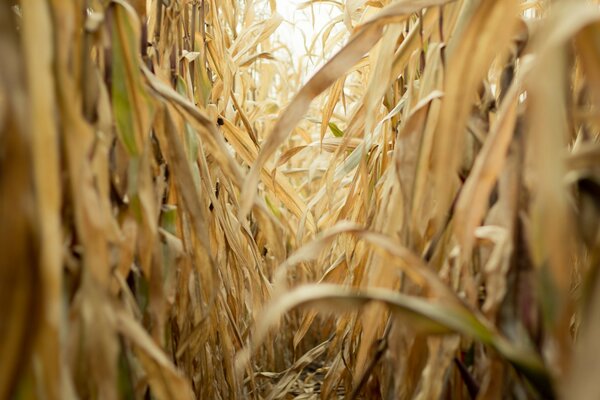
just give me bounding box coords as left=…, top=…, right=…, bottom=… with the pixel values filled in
left=1, top=0, right=600, bottom=399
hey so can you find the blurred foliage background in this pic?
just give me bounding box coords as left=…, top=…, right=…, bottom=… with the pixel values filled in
left=1, top=0, right=600, bottom=399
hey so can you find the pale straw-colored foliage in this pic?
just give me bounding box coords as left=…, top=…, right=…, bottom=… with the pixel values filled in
left=2, top=0, right=600, bottom=399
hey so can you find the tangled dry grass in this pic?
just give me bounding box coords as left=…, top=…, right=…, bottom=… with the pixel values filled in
left=2, top=0, right=600, bottom=399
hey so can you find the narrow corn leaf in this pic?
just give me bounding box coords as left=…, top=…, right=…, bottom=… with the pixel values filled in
left=328, top=121, right=345, bottom=138
left=239, top=284, right=550, bottom=394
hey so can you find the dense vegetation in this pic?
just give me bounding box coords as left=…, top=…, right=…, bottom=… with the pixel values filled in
left=2, top=0, right=600, bottom=398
